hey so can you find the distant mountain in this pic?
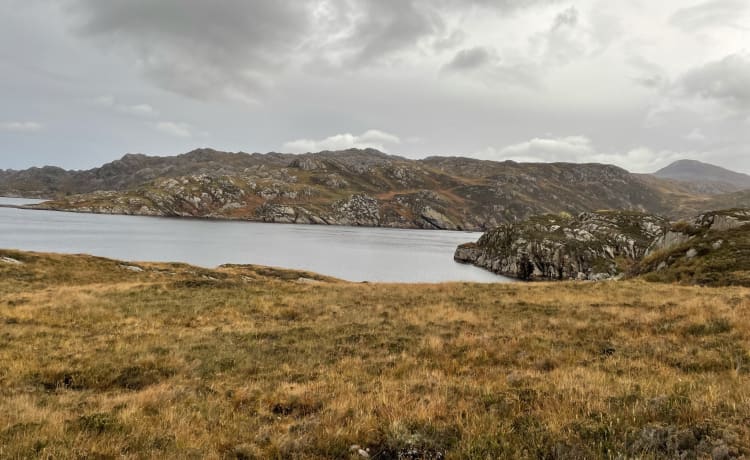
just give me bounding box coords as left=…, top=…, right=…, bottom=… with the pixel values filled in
left=4, top=148, right=750, bottom=230
left=1, top=148, right=686, bottom=231
left=653, top=159, right=750, bottom=194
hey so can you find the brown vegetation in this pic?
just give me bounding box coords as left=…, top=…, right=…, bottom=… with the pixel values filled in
left=1, top=250, right=749, bottom=458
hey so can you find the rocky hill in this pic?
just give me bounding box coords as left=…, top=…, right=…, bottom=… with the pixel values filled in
left=455, top=211, right=668, bottom=280
left=653, top=159, right=750, bottom=194
left=0, top=149, right=294, bottom=197
left=1, top=148, right=700, bottom=231
left=456, top=207, right=750, bottom=286
left=5, top=149, right=750, bottom=230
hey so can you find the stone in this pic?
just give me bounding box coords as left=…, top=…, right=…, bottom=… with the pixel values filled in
left=420, top=206, right=458, bottom=230
left=350, top=445, right=370, bottom=458
left=1, top=256, right=23, bottom=265
left=120, top=264, right=144, bottom=272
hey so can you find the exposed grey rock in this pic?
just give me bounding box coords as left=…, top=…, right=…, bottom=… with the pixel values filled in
left=420, top=206, right=458, bottom=230
left=1, top=256, right=23, bottom=265
left=455, top=211, right=668, bottom=281
left=648, top=209, right=750, bottom=254
left=629, top=424, right=743, bottom=460
left=329, top=194, right=381, bottom=227
left=289, top=157, right=327, bottom=171
left=120, top=264, right=144, bottom=273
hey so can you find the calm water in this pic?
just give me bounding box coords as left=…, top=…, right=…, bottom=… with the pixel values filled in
left=0, top=197, right=507, bottom=283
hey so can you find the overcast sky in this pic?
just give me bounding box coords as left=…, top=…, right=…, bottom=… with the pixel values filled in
left=1, top=0, right=748, bottom=173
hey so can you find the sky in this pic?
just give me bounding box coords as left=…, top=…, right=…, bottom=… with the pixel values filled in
left=0, top=0, right=748, bottom=173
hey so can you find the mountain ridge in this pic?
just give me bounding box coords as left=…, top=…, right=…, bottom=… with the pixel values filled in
left=3, top=148, right=750, bottom=231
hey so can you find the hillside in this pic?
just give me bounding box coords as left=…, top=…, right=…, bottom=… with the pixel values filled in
left=636, top=209, right=750, bottom=286
left=1, top=148, right=682, bottom=231
left=1, top=250, right=749, bottom=458
left=653, top=159, right=750, bottom=194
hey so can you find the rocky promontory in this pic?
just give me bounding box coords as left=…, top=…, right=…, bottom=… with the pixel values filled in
left=457, top=208, right=750, bottom=285
left=455, top=211, right=668, bottom=281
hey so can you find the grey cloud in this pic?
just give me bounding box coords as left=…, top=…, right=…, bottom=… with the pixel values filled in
left=343, top=0, right=558, bottom=64
left=528, top=6, right=590, bottom=66
left=441, top=46, right=541, bottom=89
left=66, top=0, right=558, bottom=100
left=343, top=0, right=439, bottom=65
left=443, top=47, right=494, bottom=72
left=670, top=0, right=748, bottom=31
left=628, top=56, right=668, bottom=89
left=0, top=121, right=43, bottom=132
left=589, top=6, right=625, bottom=49
left=474, top=136, right=687, bottom=173
left=431, top=29, right=466, bottom=52
left=681, top=52, right=750, bottom=110
left=553, top=6, right=579, bottom=28
left=70, top=0, right=312, bottom=100
left=4, top=0, right=750, bottom=173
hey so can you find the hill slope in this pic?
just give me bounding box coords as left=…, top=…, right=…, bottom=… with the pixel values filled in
left=6, top=149, right=750, bottom=230
left=3, top=148, right=677, bottom=231
left=636, top=209, right=750, bottom=286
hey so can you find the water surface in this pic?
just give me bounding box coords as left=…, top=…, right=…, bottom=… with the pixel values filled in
left=0, top=200, right=506, bottom=283
left=0, top=197, right=46, bottom=206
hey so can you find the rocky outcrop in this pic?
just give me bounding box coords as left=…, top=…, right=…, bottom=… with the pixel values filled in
left=633, top=209, right=750, bottom=286
left=455, top=211, right=668, bottom=281
left=648, top=209, right=750, bottom=254
left=328, top=194, right=381, bottom=227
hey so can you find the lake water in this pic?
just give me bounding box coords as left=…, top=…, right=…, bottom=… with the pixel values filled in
left=0, top=197, right=507, bottom=283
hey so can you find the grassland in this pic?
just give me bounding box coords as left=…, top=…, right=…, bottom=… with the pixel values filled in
left=1, top=250, right=749, bottom=459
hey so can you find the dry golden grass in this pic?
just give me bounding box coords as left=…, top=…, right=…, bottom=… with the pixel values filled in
left=1, top=249, right=749, bottom=459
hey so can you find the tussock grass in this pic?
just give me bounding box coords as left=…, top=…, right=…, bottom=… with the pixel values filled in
left=1, top=250, right=749, bottom=459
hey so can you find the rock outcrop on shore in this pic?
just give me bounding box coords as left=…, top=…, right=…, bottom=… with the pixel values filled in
left=456, top=208, right=750, bottom=285
left=455, top=211, right=668, bottom=281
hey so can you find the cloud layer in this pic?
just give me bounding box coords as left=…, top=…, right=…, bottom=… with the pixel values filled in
left=283, top=130, right=401, bottom=153
left=473, top=136, right=685, bottom=173
left=0, top=122, right=43, bottom=133
left=0, top=0, right=748, bottom=172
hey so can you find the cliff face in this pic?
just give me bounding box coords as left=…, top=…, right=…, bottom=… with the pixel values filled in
left=455, top=211, right=668, bottom=280
left=8, top=148, right=697, bottom=230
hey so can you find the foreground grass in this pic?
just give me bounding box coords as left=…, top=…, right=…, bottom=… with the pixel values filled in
left=1, top=250, right=749, bottom=459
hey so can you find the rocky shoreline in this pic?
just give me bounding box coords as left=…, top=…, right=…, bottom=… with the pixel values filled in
left=455, top=209, right=750, bottom=282
left=30, top=187, right=469, bottom=231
